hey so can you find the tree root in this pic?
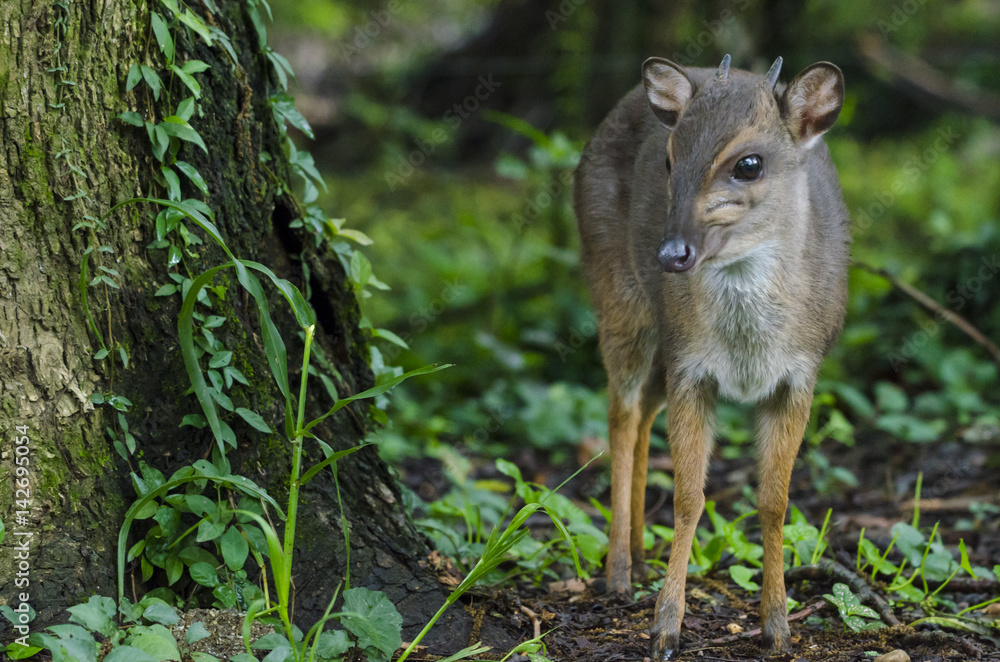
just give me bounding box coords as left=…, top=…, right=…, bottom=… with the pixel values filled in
left=782, top=560, right=901, bottom=626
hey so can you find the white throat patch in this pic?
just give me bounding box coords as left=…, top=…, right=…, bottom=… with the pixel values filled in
left=679, top=243, right=808, bottom=402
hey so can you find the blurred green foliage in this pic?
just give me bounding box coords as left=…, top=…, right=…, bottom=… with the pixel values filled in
left=285, top=0, right=1000, bottom=507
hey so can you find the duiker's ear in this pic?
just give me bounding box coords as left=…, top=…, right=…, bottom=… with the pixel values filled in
left=782, top=62, right=844, bottom=147
left=642, top=58, right=693, bottom=128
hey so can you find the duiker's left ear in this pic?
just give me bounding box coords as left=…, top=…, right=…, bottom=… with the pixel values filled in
left=781, top=62, right=844, bottom=147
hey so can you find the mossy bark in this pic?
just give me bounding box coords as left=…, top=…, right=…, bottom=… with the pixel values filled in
left=0, top=0, right=474, bottom=648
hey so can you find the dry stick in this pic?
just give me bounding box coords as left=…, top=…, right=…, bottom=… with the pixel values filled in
left=853, top=261, right=1000, bottom=368
left=857, top=34, right=1000, bottom=122
left=783, top=560, right=901, bottom=626
left=519, top=604, right=542, bottom=640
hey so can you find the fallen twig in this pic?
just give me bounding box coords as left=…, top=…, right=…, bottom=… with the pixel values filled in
left=853, top=261, right=1000, bottom=369
left=519, top=604, right=541, bottom=640
left=783, top=560, right=901, bottom=626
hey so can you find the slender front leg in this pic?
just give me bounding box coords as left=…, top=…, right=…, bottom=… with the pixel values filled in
left=755, top=383, right=813, bottom=653
left=650, top=384, right=714, bottom=661
left=607, top=390, right=640, bottom=595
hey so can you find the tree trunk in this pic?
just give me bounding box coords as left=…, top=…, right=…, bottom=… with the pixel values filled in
left=0, top=0, right=483, bottom=649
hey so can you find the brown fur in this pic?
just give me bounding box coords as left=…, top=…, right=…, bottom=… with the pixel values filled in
left=574, top=56, right=849, bottom=660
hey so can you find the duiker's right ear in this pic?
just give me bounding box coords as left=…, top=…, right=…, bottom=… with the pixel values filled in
left=642, top=58, right=693, bottom=128
left=782, top=62, right=844, bottom=148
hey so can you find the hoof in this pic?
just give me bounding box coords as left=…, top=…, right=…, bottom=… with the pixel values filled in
left=761, top=619, right=791, bottom=654
left=631, top=561, right=651, bottom=584
left=649, top=629, right=681, bottom=661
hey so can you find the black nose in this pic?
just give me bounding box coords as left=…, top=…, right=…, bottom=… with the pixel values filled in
left=657, top=238, right=696, bottom=272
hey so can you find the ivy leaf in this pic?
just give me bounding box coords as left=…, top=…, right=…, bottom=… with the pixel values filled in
left=175, top=161, right=209, bottom=196
left=170, top=64, right=202, bottom=99
left=160, top=116, right=208, bottom=153
left=181, top=59, right=211, bottom=75
left=235, top=407, right=273, bottom=433
left=139, top=65, right=163, bottom=101
left=161, top=165, right=181, bottom=201
left=150, top=12, right=174, bottom=65
left=118, top=111, right=144, bottom=127
left=176, top=97, right=196, bottom=122
left=126, top=64, right=143, bottom=91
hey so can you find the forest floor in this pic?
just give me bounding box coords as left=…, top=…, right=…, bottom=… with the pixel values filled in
left=402, top=433, right=1000, bottom=662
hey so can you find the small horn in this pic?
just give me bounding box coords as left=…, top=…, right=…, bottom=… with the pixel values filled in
left=764, top=56, right=783, bottom=89
left=715, top=54, right=731, bottom=82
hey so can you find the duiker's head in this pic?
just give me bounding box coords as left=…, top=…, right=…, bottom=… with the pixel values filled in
left=642, top=54, right=844, bottom=273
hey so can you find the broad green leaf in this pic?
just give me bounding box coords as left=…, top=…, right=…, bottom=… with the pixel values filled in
left=341, top=587, right=403, bottom=661
left=139, top=65, right=162, bottom=100
left=170, top=64, right=202, bottom=99
left=185, top=622, right=211, bottom=644
left=141, top=602, right=180, bottom=626
left=104, top=647, right=156, bottom=662
left=189, top=562, right=219, bottom=587
left=67, top=595, right=117, bottom=638
left=128, top=624, right=182, bottom=661
left=220, top=526, right=249, bottom=570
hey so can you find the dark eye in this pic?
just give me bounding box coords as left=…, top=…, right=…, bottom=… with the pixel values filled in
left=732, top=154, right=763, bottom=181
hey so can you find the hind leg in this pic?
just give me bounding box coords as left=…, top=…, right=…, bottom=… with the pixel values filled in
left=600, top=326, right=658, bottom=595
left=629, top=367, right=666, bottom=583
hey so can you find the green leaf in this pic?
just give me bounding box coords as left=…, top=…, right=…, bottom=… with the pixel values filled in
left=151, top=12, right=174, bottom=64
left=729, top=565, right=760, bottom=592
left=341, top=587, right=403, bottom=661
left=314, top=630, right=351, bottom=659
left=189, top=562, right=219, bottom=587
left=126, top=64, right=143, bottom=91
left=304, top=364, right=450, bottom=434
left=67, top=595, right=117, bottom=638
left=128, top=624, right=182, bottom=660
left=160, top=116, right=207, bottom=153
left=174, top=9, right=213, bottom=45
left=220, top=526, right=249, bottom=570
left=371, top=327, right=409, bottom=349
left=161, top=165, right=181, bottom=201
left=235, top=407, right=273, bottom=433
left=181, top=59, right=211, bottom=75
left=118, top=111, right=144, bottom=127
left=208, top=351, right=232, bottom=368
left=94, top=348, right=110, bottom=359
left=170, top=63, right=202, bottom=99
left=185, top=622, right=211, bottom=644
left=141, top=602, right=180, bottom=626
left=104, top=647, right=156, bottom=662
left=140, top=65, right=162, bottom=100
left=175, top=161, right=209, bottom=195
left=269, top=93, right=314, bottom=139
left=176, top=97, right=196, bottom=121
left=299, top=443, right=371, bottom=486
